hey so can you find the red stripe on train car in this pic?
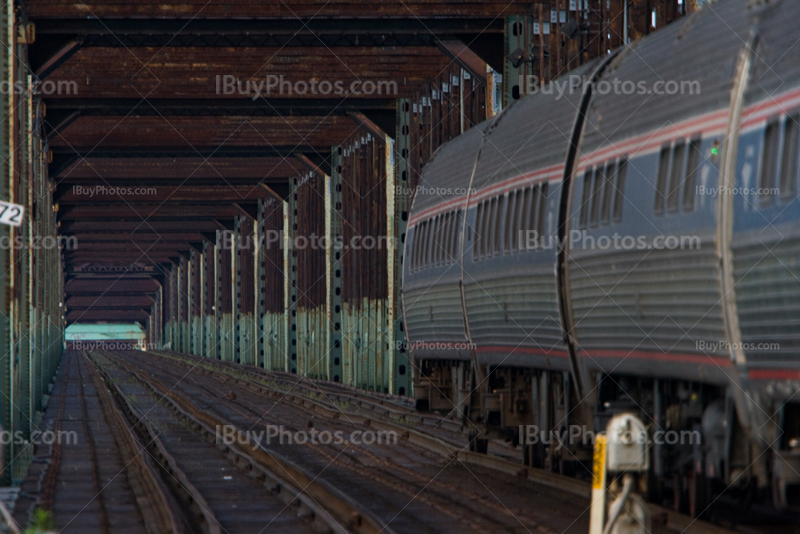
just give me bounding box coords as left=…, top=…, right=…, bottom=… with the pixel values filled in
left=580, top=349, right=732, bottom=366
left=748, top=369, right=800, bottom=381
left=475, top=346, right=569, bottom=357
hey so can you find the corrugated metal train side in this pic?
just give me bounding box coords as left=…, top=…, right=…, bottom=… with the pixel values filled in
left=402, top=0, right=800, bottom=509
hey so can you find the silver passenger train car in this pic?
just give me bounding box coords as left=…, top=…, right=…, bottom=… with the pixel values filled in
left=402, top=0, right=800, bottom=512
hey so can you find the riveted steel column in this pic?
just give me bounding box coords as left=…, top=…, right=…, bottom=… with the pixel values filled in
left=166, top=264, right=177, bottom=349
left=216, top=229, right=235, bottom=361
left=394, top=104, right=413, bottom=397
left=0, top=1, right=13, bottom=484
left=260, top=196, right=286, bottom=371
left=286, top=185, right=298, bottom=374
left=295, top=167, right=328, bottom=380
left=236, top=215, right=257, bottom=366
left=203, top=240, right=216, bottom=358
left=504, top=15, right=534, bottom=107
left=177, top=256, right=187, bottom=352
left=190, top=248, right=203, bottom=356
left=232, top=218, right=241, bottom=362
left=328, top=149, right=343, bottom=383
left=256, top=200, right=266, bottom=368
left=18, top=73, right=31, bottom=445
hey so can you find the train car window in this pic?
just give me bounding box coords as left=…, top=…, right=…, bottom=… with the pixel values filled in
left=479, top=200, right=488, bottom=258
left=410, top=225, right=418, bottom=271
left=478, top=199, right=488, bottom=259
left=760, top=120, right=780, bottom=206
left=613, top=159, right=628, bottom=222
left=492, top=196, right=502, bottom=256
left=425, top=219, right=433, bottom=268
left=419, top=219, right=431, bottom=269
left=514, top=190, right=523, bottom=252
left=655, top=144, right=671, bottom=215
left=579, top=169, right=592, bottom=228
left=504, top=190, right=518, bottom=253
left=444, top=211, right=456, bottom=265
left=515, top=188, right=527, bottom=251
left=449, top=210, right=461, bottom=261
left=474, top=202, right=485, bottom=260
left=667, top=141, right=686, bottom=213
left=589, top=166, right=604, bottom=227
left=429, top=216, right=438, bottom=266
left=414, top=220, right=426, bottom=270
left=411, top=223, right=418, bottom=270
left=523, top=185, right=539, bottom=241
left=780, top=115, right=799, bottom=199
left=683, top=138, right=702, bottom=211
left=416, top=223, right=424, bottom=270
left=427, top=216, right=436, bottom=266
left=448, top=211, right=458, bottom=263
left=435, top=215, right=445, bottom=265
left=523, top=186, right=535, bottom=240
left=537, top=183, right=548, bottom=238
left=439, top=214, right=448, bottom=264
left=601, top=162, right=616, bottom=224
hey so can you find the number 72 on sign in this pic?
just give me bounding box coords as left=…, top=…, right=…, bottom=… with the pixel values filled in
left=0, top=202, right=24, bottom=227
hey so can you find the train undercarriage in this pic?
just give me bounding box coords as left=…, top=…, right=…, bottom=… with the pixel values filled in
left=414, top=359, right=800, bottom=516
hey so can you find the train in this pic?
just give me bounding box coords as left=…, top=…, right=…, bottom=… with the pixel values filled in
left=401, top=0, right=800, bottom=515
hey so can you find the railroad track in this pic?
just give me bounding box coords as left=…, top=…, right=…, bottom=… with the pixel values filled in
left=88, top=350, right=372, bottom=534
left=16, top=350, right=376, bottom=534
left=155, top=349, right=468, bottom=445
left=15, top=350, right=176, bottom=533
left=95, top=348, right=707, bottom=534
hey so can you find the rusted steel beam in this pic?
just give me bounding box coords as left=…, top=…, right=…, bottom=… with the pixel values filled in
left=65, top=295, right=155, bottom=307
left=43, top=46, right=449, bottom=99
left=233, top=203, right=258, bottom=221
left=66, top=253, right=180, bottom=262
left=294, top=153, right=327, bottom=177
left=70, top=233, right=207, bottom=242
left=55, top=156, right=303, bottom=179
left=259, top=183, right=288, bottom=202
left=58, top=185, right=273, bottom=203
left=50, top=145, right=325, bottom=159
left=58, top=204, right=246, bottom=220
left=55, top=177, right=290, bottom=188
left=59, top=220, right=223, bottom=233
left=28, top=4, right=532, bottom=18
left=34, top=38, right=82, bottom=78
left=347, top=111, right=390, bottom=140
left=65, top=310, right=150, bottom=321
left=49, top=116, right=357, bottom=149
left=34, top=17, right=504, bottom=40
left=46, top=97, right=396, bottom=116
left=214, top=219, right=236, bottom=232
left=64, top=291, right=157, bottom=297
left=65, top=278, right=160, bottom=291
left=67, top=243, right=196, bottom=252
left=435, top=40, right=489, bottom=83
left=44, top=110, right=80, bottom=140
